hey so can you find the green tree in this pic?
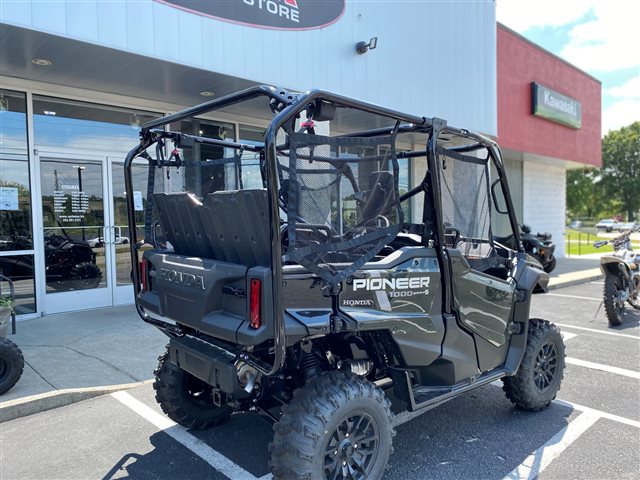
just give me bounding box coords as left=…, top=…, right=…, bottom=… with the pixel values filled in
left=601, top=121, right=640, bottom=221
left=566, top=169, right=621, bottom=221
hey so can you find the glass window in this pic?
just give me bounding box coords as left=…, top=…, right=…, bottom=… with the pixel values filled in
left=0, top=254, right=37, bottom=314
left=169, top=119, right=236, bottom=196
left=33, top=96, right=158, bottom=154
left=239, top=124, right=265, bottom=190
left=0, top=89, right=28, bottom=153
left=40, top=159, right=107, bottom=292
left=0, top=90, right=32, bottom=251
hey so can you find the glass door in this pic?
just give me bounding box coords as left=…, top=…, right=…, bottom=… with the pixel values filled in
left=39, top=154, right=112, bottom=313
left=107, top=157, right=150, bottom=305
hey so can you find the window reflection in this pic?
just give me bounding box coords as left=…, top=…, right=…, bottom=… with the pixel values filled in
left=170, top=119, right=236, bottom=196
left=40, top=159, right=106, bottom=292
left=33, top=96, right=158, bottom=154
left=0, top=255, right=37, bottom=314
left=0, top=89, right=28, bottom=153
left=0, top=90, right=32, bottom=251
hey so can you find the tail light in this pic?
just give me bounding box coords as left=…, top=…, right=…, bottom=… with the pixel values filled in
left=249, top=278, right=262, bottom=329
left=140, top=259, right=148, bottom=292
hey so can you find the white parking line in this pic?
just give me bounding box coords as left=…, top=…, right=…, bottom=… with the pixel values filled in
left=562, top=332, right=578, bottom=341
left=565, top=357, right=640, bottom=379
left=545, top=293, right=601, bottom=301
left=555, top=322, right=639, bottom=340
left=111, top=391, right=260, bottom=480
left=502, top=411, right=600, bottom=480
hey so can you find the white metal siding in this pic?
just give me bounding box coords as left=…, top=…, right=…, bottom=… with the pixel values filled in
left=522, top=162, right=566, bottom=258
left=1, top=0, right=497, bottom=135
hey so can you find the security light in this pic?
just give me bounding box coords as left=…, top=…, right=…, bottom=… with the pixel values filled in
left=355, top=37, right=378, bottom=55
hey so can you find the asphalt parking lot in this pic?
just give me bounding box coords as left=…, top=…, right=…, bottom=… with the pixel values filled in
left=1, top=281, right=638, bottom=480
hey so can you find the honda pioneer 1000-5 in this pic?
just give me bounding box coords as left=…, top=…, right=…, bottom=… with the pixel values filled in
left=124, top=86, right=565, bottom=480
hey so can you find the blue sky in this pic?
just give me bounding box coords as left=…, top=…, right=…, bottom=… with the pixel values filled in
left=496, top=0, right=640, bottom=136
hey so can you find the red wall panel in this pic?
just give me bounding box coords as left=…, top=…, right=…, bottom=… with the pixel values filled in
left=497, top=25, right=601, bottom=167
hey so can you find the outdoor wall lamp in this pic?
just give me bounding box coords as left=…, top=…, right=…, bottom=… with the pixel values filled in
left=355, top=37, right=378, bottom=55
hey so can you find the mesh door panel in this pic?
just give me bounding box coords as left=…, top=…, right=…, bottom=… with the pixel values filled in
left=438, top=147, right=494, bottom=267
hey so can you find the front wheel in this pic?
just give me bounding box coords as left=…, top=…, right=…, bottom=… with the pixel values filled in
left=153, top=350, right=232, bottom=429
left=604, top=274, right=626, bottom=326
left=543, top=256, right=557, bottom=273
left=0, top=338, right=25, bottom=395
left=270, top=371, right=394, bottom=480
left=70, top=262, right=102, bottom=290
left=503, top=319, right=565, bottom=411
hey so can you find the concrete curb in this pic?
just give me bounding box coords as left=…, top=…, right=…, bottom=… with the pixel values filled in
left=0, top=379, right=154, bottom=423
left=548, top=272, right=603, bottom=291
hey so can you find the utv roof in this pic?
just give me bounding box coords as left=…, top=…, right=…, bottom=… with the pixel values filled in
left=140, top=84, right=499, bottom=153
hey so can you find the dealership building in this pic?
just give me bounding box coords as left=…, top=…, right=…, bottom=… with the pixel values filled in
left=0, top=0, right=601, bottom=318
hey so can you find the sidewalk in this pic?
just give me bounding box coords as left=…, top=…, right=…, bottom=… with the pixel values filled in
left=547, top=255, right=602, bottom=290
left=1, top=254, right=603, bottom=422
left=0, top=305, right=167, bottom=422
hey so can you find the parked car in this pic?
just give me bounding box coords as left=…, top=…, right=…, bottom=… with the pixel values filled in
left=619, top=222, right=638, bottom=232
left=595, top=219, right=621, bottom=232
left=87, top=233, right=129, bottom=248
left=569, top=220, right=582, bottom=228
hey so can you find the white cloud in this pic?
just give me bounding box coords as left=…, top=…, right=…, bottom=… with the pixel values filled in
left=497, top=1, right=640, bottom=73
left=607, top=76, right=640, bottom=99
left=602, top=99, right=640, bottom=135
left=496, top=0, right=594, bottom=31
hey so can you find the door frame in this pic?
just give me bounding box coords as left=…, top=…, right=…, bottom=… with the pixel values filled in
left=36, top=149, right=115, bottom=314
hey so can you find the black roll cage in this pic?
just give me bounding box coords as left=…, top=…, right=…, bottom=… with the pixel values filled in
left=124, top=85, right=523, bottom=376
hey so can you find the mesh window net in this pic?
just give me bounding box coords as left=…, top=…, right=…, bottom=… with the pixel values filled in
left=437, top=146, right=495, bottom=269
left=279, top=131, right=404, bottom=284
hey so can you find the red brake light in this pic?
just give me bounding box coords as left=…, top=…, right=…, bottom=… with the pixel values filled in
left=249, top=278, right=261, bottom=329
left=140, top=259, right=147, bottom=292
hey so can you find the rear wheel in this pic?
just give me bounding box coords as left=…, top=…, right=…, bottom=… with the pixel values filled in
left=604, top=274, right=625, bottom=326
left=0, top=338, right=24, bottom=395
left=503, top=319, right=565, bottom=411
left=153, top=350, right=232, bottom=429
left=270, top=371, right=394, bottom=480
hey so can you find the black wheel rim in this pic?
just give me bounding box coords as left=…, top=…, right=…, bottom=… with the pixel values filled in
left=534, top=342, right=559, bottom=391
left=324, top=413, right=379, bottom=480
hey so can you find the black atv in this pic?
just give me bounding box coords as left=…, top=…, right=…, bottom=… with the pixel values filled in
left=125, top=86, right=565, bottom=480
left=495, top=224, right=557, bottom=273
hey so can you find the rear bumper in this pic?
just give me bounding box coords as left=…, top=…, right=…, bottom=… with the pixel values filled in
left=169, top=335, right=245, bottom=396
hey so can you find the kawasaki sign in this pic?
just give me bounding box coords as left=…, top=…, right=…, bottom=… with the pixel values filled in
left=157, top=0, right=346, bottom=30
left=531, top=82, right=582, bottom=129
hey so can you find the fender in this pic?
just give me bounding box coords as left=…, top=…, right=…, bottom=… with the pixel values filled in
left=503, top=253, right=549, bottom=374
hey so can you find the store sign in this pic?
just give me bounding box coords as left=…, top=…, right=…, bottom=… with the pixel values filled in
left=157, top=0, right=345, bottom=30
left=531, top=82, right=582, bottom=129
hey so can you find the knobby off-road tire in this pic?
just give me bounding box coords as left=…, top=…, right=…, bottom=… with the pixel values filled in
left=0, top=338, right=24, bottom=395
left=503, top=319, right=565, bottom=411
left=270, top=371, right=394, bottom=480
left=543, top=256, right=557, bottom=274
left=153, top=350, right=232, bottom=429
left=604, top=274, right=625, bottom=326
left=70, top=262, right=102, bottom=290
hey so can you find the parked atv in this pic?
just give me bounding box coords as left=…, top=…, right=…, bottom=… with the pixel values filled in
left=125, top=86, right=565, bottom=479
left=0, top=234, right=102, bottom=291
left=495, top=224, right=556, bottom=273
left=594, top=224, right=640, bottom=326
left=0, top=275, right=24, bottom=395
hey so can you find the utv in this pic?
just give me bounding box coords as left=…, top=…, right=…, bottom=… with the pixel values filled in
left=125, top=86, right=565, bottom=479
